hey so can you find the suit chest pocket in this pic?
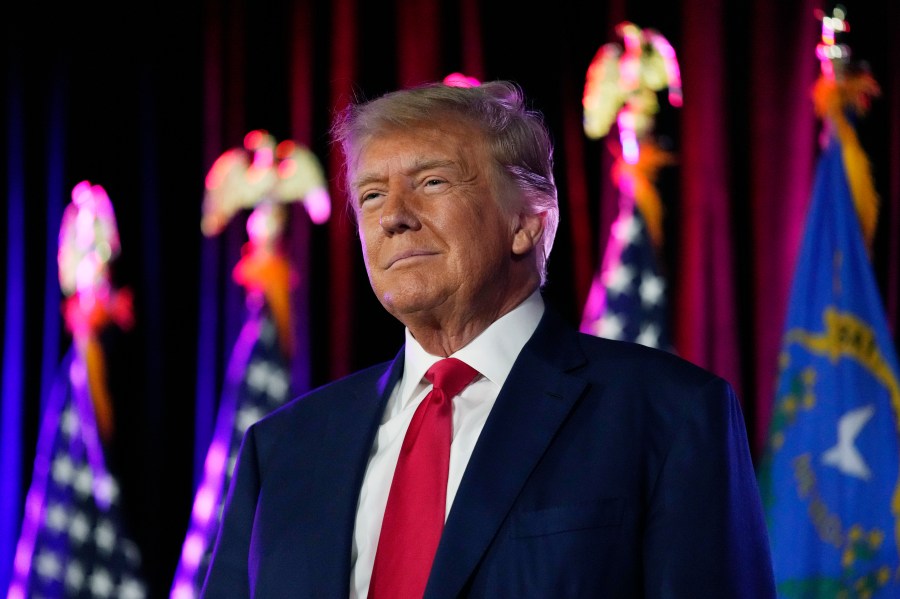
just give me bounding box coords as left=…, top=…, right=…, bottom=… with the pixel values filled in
left=472, top=498, right=634, bottom=596
left=510, top=497, right=624, bottom=538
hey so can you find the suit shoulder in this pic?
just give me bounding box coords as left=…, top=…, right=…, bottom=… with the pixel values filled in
left=570, top=336, right=743, bottom=460
left=575, top=333, right=723, bottom=390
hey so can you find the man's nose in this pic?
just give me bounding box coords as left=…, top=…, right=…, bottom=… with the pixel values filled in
left=379, top=186, right=421, bottom=234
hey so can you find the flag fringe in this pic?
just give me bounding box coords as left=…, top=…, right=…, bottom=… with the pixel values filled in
left=812, top=73, right=881, bottom=249
left=63, top=290, right=134, bottom=442
left=610, top=140, right=676, bottom=249
left=233, top=247, right=297, bottom=357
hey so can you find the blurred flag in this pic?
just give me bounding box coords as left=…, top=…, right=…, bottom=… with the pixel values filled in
left=7, top=181, right=146, bottom=599
left=761, top=124, right=900, bottom=598
left=171, top=132, right=330, bottom=598
left=169, top=304, right=291, bottom=599
left=580, top=179, right=671, bottom=349
left=7, top=352, right=147, bottom=599
left=579, top=22, right=680, bottom=350
left=760, top=11, right=899, bottom=595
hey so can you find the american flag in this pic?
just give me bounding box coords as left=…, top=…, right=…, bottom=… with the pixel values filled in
left=170, top=304, right=291, bottom=599
left=580, top=198, right=671, bottom=350
left=7, top=350, right=147, bottom=599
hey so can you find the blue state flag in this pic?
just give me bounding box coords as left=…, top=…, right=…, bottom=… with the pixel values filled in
left=761, top=133, right=900, bottom=597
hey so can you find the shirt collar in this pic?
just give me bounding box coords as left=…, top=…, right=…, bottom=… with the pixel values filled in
left=398, top=290, right=545, bottom=408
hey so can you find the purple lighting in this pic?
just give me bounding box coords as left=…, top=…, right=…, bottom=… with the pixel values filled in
left=1, top=71, right=26, bottom=595
left=192, top=474, right=218, bottom=523
left=171, top=581, right=195, bottom=599
left=170, top=316, right=264, bottom=597
left=182, top=533, right=205, bottom=568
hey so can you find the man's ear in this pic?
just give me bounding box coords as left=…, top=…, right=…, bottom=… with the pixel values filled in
left=512, top=211, right=545, bottom=256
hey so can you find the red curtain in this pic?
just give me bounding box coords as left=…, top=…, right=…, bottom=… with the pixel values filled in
left=677, top=0, right=743, bottom=397
left=747, top=0, right=822, bottom=453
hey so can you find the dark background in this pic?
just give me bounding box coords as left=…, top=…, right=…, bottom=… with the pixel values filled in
left=3, top=0, right=898, bottom=595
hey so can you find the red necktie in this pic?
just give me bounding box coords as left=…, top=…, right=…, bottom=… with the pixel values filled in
left=368, top=357, right=479, bottom=599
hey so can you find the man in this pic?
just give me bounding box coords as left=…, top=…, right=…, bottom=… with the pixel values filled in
left=201, top=80, right=775, bottom=598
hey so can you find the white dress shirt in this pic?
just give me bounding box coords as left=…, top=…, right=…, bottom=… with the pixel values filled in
left=349, top=290, right=545, bottom=598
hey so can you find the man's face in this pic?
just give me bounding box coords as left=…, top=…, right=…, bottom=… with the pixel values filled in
left=349, top=118, right=528, bottom=328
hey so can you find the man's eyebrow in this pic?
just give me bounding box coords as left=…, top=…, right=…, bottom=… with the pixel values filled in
left=350, top=172, right=384, bottom=191
left=351, top=159, right=459, bottom=190
left=408, top=158, right=457, bottom=173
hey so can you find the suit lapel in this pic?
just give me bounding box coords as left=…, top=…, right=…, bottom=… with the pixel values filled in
left=299, top=353, right=404, bottom=597
left=425, top=309, right=588, bottom=598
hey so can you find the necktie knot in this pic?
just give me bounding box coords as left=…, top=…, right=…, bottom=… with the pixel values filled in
left=425, top=357, right=479, bottom=400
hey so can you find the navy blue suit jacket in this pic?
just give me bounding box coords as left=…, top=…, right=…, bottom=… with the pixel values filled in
left=202, top=307, right=776, bottom=598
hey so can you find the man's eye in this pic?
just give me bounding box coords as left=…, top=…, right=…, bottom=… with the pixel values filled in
left=424, top=178, right=445, bottom=187
left=361, top=191, right=382, bottom=203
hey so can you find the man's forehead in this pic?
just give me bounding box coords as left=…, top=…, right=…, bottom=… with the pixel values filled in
left=350, top=131, right=478, bottom=187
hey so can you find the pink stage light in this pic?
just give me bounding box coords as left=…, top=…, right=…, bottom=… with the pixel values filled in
left=192, top=487, right=216, bottom=525
left=182, top=532, right=206, bottom=568
left=443, top=72, right=480, bottom=87
left=203, top=443, right=226, bottom=477
left=304, top=187, right=331, bottom=224
left=171, top=581, right=195, bottom=599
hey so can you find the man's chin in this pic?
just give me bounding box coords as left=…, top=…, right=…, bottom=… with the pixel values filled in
left=379, top=291, right=446, bottom=322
